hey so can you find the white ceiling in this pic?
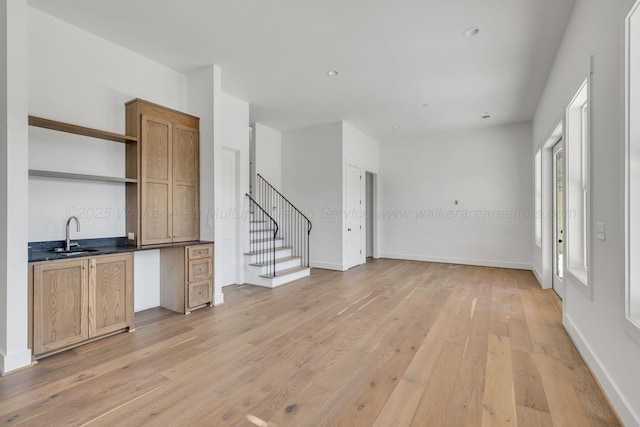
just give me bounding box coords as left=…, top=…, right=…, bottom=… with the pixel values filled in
left=28, top=0, right=576, bottom=142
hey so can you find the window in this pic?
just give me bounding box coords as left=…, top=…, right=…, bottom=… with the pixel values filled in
left=565, top=79, right=590, bottom=290
left=535, top=149, right=542, bottom=247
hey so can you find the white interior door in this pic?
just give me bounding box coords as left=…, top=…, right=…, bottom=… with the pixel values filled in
left=366, top=172, right=374, bottom=258
left=220, top=148, right=238, bottom=287
left=346, top=165, right=362, bottom=269
left=249, top=125, right=255, bottom=197
left=552, top=139, right=566, bottom=299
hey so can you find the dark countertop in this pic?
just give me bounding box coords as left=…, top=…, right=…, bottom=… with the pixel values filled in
left=28, top=237, right=214, bottom=263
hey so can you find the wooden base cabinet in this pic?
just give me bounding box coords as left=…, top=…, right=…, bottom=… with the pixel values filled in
left=160, top=243, right=213, bottom=314
left=32, top=259, right=88, bottom=356
left=31, top=253, right=134, bottom=358
left=89, top=255, right=135, bottom=338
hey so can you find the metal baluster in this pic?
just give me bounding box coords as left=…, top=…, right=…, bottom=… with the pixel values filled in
left=252, top=174, right=312, bottom=277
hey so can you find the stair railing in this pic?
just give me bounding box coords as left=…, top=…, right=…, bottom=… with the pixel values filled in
left=255, top=174, right=312, bottom=269
left=246, top=193, right=278, bottom=277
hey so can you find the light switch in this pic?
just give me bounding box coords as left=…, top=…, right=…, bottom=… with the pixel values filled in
left=596, top=223, right=606, bottom=241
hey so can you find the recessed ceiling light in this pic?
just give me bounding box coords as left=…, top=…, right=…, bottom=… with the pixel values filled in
left=327, top=70, right=339, bottom=77
left=482, top=112, right=491, bottom=119
left=464, top=27, right=480, bottom=37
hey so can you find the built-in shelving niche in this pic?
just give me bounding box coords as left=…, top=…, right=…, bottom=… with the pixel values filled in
left=28, top=115, right=137, bottom=184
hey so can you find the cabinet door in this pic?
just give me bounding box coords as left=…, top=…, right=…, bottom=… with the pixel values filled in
left=173, top=124, right=199, bottom=242
left=88, top=254, right=134, bottom=338
left=141, top=115, right=173, bottom=245
left=33, top=260, right=88, bottom=355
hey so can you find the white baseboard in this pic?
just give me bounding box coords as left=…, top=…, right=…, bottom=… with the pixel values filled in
left=0, top=348, right=33, bottom=375
left=379, top=252, right=532, bottom=271
left=531, top=264, right=543, bottom=285
left=214, top=292, right=225, bottom=306
left=564, top=313, right=640, bottom=427
left=310, top=261, right=344, bottom=271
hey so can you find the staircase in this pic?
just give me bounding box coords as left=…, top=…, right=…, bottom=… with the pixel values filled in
left=244, top=175, right=312, bottom=288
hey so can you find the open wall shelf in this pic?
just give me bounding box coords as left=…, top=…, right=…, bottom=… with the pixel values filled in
left=29, top=169, right=137, bottom=184
left=29, top=116, right=137, bottom=143
left=28, top=115, right=138, bottom=184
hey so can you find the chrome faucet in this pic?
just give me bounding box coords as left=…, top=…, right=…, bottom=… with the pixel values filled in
left=65, top=216, right=80, bottom=251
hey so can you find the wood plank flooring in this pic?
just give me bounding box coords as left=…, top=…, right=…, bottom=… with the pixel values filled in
left=0, top=259, right=621, bottom=426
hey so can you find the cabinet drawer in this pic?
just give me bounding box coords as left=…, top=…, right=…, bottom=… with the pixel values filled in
left=188, top=258, right=212, bottom=282
left=188, top=280, right=211, bottom=308
left=188, top=245, right=212, bottom=260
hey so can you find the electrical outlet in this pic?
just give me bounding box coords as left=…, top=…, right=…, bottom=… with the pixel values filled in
left=128, top=232, right=135, bottom=240
left=596, top=223, right=605, bottom=241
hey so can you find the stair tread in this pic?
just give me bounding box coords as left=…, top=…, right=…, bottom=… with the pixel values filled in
left=251, top=237, right=284, bottom=244
left=250, top=256, right=300, bottom=267
left=260, top=265, right=310, bottom=279
left=250, top=229, right=275, bottom=233
left=244, top=246, right=292, bottom=256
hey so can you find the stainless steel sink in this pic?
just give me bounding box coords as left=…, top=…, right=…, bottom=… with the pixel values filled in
left=52, top=248, right=99, bottom=256
left=60, top=250, right=100, bottom=256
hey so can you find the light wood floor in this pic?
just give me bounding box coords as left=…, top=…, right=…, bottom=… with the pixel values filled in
left=0, top=259, right=621, bottom=426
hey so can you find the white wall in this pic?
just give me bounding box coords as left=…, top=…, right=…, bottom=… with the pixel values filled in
left=187, top=66, right=216, bottom=242
left=0, top=0, right=31, bottom=374
left=343, top=121, right=380, bottom=174
left=532, top=0, right=640, bottom=424
left=133, top=250, right=160, bottom=311
left=380, top=122, right=533, bottom=269
left=28, top=7, right=187, bottom=242
left=215, top=92, right=249, bottom=289
left=27, top=8, right=189, bottom=313
left=254, top=123, right=282, bottom=189
left=282, top=122, right=344, bottom=270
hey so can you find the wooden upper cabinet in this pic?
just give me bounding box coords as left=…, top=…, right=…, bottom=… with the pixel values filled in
left=173, top=124, right=199, bottom=242
left=141, top=115, right=173, bottom=245
left=125, top=99, right=200, bottom=246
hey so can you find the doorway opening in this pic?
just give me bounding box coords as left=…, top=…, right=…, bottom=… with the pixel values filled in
left=552, top=139, right=565, bottom=299
left=540, top=121, right=564, bottom=298
left=345, top=165, right=363, bottom=270
left=365, top=171, right=377, bottom=261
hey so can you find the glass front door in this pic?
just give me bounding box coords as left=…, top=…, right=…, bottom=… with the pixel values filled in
left=553, top=139, right=565, bottom=298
